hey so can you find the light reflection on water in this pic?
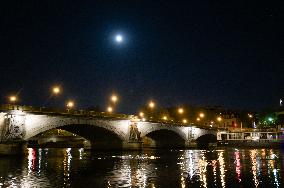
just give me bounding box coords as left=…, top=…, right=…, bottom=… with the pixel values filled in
left=0, top=148, right=282, bottom=187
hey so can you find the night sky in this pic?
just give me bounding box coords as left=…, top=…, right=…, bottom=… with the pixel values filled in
left=0, top=1, right=283, bottom=113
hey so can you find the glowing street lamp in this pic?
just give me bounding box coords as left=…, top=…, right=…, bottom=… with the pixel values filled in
left=163, top=116, right=168, bottom=120
left=196, top=117, right=201, bottom=121
left=66, top=101, right=74, bottom=108
left=52, top=86, right=61, bottom=95
left=217, top=117, right=222, bottom=122
left=9, top=95, right=17, bottom=103
left=248, top=114, right=253, bottom=118
left=149, top=101, right=155, bottom=109
left=178, top=108, right=184, bottom=114
left=182, top=119, right=187, bottom=124
left=199, top=113, right=205, bottom=118
left=107, top=106, right=113, bottom=113
left=111, top=94, right=118, bottom=103
left=139, top=112, right=144, bottom=117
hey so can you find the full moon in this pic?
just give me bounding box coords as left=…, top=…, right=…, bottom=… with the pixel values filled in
left=115, top=34, right=123, bottom=43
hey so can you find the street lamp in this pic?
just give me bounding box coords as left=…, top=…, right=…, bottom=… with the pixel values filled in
left=66, top=101, right=74, bottom=109
left=217, top=117, right=222, bottom=122
left=111, top=94, right=118, bottom=103
left=9, top=95, right=17, bottom=104
left=182, top=119, right=187, bottom=124
left=139, top=112, right=144, bottom=117
left=178, top=108, right=184, bottom=114
left=107, top=106, right=113, bottom=113
left=196, top=117, right=201, bottom=121
left=163, top=116, right=168, bottom=120
left=199, top=113, right=205, bottom=118
left=52, top=86, right=61, bottom=95
left=149, top=101, right=155, bottom=109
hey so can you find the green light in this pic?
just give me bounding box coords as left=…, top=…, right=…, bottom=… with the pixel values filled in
left=268, top=117, right=273, bottom=122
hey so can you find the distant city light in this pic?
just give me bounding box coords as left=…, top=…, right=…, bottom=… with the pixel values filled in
left=199, top=113, right=205, bottom=118
left=217, top=117, right=222, bottom=122
left=163, top=116, right=168, bottom=120
left=268, top=117, right=273, bottom=122
left=196, top=117, right=201, bottom=121
left=139, top=112, right=144, bottom=117
left=182, top=119, right=187, bottom=124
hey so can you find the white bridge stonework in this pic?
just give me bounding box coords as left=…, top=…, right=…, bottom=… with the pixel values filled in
left=0, top=110, right=217, bottom=149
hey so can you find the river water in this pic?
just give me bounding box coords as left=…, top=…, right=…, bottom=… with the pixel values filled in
left=0, top=147, right=283, bottom=187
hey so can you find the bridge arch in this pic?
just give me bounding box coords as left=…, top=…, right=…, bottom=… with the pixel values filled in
left=24, top=115, right=130, bottom=143
left=139, top=123, right=187, bottom=148
left=196, top=134, right=217, bottom=147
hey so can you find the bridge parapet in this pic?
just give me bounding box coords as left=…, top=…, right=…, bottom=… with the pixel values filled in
left=0, top=104, right=133, bottom=120
left=0, top=105, right=226, bottom=131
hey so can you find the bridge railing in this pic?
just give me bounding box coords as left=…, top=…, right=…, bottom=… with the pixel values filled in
left=0, top=104, right=133, bottom=119
left=0, top=104, right=229, bottom=130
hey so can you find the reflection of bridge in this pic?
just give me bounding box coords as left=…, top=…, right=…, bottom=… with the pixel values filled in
left=0, top=105, right=219, bottom=154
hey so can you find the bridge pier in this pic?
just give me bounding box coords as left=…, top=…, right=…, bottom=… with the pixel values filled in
left=185, top=140, right=197, bottom=148
left=84, top=141, right=142, bottom=151
left=0, top=142, right=28, bottom=155
left=122, top=141, right=143, bottom=150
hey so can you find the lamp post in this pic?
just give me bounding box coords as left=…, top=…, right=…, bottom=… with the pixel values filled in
left=110, top=94, right=118, bottom=103
left=66, top=101, right=74, bottom=112
left=107, top=106, right=113, bottom=113
left=217, top=116, right=222, bottom=128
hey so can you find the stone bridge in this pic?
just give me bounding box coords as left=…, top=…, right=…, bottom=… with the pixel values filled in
left=0, top=106, right=218, bottom=153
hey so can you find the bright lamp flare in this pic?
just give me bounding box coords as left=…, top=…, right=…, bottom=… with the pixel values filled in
left=139, top=112, right=144, bottom=117
left=199, top=113, right=205, bottom=118
left=178, top=108, right=184, bottom=114
left=107, top=106, right=113, bottom=113
left=53, top=87, right=60, bottom=94
left=115, top=35, right=123, bottom=43
left=163, top=116, right=168, bottom=120
left=111, top=95, right=118, bottom=103
left=67, top=101, right=74, bottom=108
left=149, top=101, right=155, bottom=108
left=182, top=119, right=187, bottom=124
left=9, top=96, right=17, bottom=102
left=217, top=117, right=222, bottom=122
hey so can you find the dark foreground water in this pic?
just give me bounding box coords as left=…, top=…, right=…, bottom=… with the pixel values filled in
left=0, top=148, right=283, bottom=188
